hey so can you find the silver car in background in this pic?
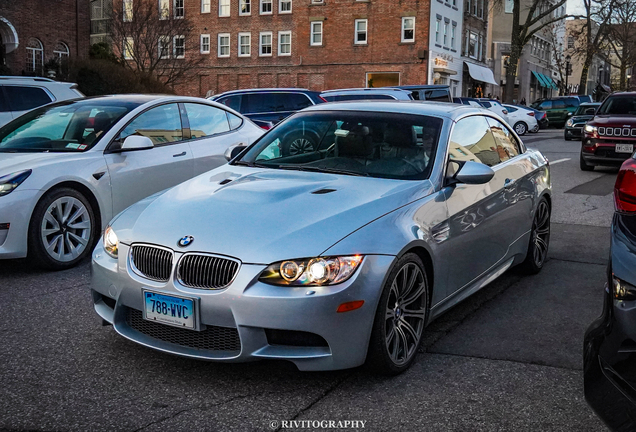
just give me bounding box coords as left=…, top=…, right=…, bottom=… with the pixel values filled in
left=91, top=102, right=551, bottom=374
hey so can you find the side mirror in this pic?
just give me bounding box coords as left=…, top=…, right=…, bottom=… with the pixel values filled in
left=224, top=143, right=247, bottom=161
left=585, top=108, right=596, bottom=115
left=121, top=135, right=154, bottom=151
left=454, top=161, right=495, bottom=185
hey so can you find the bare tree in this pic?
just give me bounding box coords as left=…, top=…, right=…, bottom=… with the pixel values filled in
left=109, top=0, right=203, bottom=87
left=493, top=0, right=568, bottom=103
left=603, top=0, right=636, bottom=90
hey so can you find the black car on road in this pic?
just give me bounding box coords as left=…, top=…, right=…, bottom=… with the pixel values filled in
left=564, top=102, right=600, bottom=140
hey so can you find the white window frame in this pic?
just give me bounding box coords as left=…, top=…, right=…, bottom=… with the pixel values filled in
left=401, top=17, right=415, bottom=43
left=259, top=31, right=273, bottom=56
left=218, top=33, right=230, bottom=57
left=279, top=0, right=292, bottom=13
left=123, top=37, right=134, bottom=60
left=159, top=0, right=169, bottom=19
left=354, top=19, right=367, bottom=45
left=435, top=19, right=440, bottom=44
left=173, top=35, right=185, bottom=58
left=159, top=36, right=171, bottom=59
left=239, top=0, right=251, bottom=15
left=219, top=0, right=230, bottom=16
left=310, top=21, right=323, bottom=46
left=201, top=0, right=211, bottom=13
left=174, top=0, right=184, bottom=18
left=278, top=30, right=291, bottom=56
left=123, top=0, right=133, bottom=21
left=451, top=23, right=456, bottom=49
left=238, top=32, right=251, bottom=57
left=443, top=22, right=448, bottom=47
left=200, top=34, right=211, bottom=54
left=260, top=0, right=272, bottom=14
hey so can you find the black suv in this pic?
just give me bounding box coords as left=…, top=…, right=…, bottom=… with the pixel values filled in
left=211, top=88, right=325, bottom=126
left=387, top=85, right=452, bottom=102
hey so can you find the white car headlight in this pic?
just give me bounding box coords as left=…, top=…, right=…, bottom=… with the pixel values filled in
left=0, top=169, right=32, bottom=197
left=584, top=125, right=597, bottom=134
left=259, top=255, right=364, bottom=286
left=103, top=226, right=119, bottom=258
left=566, top=118, right=574, bottom=127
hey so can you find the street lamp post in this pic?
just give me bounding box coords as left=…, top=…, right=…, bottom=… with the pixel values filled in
left=565, top=55, right=571, bottom=95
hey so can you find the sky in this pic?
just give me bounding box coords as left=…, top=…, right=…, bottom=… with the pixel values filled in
left=567, top=0, right=586, bottom=16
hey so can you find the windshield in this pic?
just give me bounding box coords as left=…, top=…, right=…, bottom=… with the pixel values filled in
left=597, top=96, right=636, bottom=116
left=0, top=101, right=132, bottom=152
left=237, top=111, right=443, bottom=180
left=574, top=104, right=598, bottom=115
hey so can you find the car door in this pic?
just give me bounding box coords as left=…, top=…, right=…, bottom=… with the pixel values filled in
left=442, top=115, right=521, bottom=293
left=552, top=99, right=567, bottom=124
left=104, top=103, right=194, bottom=215
left=182, top=102, right=247, bottom=175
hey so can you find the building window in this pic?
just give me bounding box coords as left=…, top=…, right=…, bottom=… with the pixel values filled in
left=240, top=0, right=251, bottom=15
left=173, top=35, right=185, bottom=58
left=435, top=19, right=440, bottom=44
left=238, top=32, right=251, bottom=56
left=567, top=36, right=574, bottom=48
left=218, top=33, right=230, bottom=57
left=201, top=0, right=210, bottom=13
left=355, top=19, right=367, bottom=45
left=451, top=24, right=456, bottom=49
left=159, top=36, right=170, bottom=58
left=478, top=0, right=484, bottom=18
left=174, top=0, right=184, bottom=17
left=259, top=32, right=272, bottom=56
left=478, top=34, right=483, bottom=60
left=401, top=17, right=415, bottom=43
left=278, top=30, right=291, bottom=56
left=311, top=21, right=323, bottom=46
left=159, top=0, right=169, bottom=19
left=260, top=0, right=272, bottom=14
left=26, top=38, right=44, bottom=73
left=219, top=0, right=230, bottom=16
left=443, top=22, right=448, bottom=46
left=279, top=0, right=292, bottom=13
left=123, top=37, right=134, bottom=60
left=200, top=34, right=211, bottom=53
left=469, top=32, right=477, bottom=59
left=53, top=42, right=70, bottom=62
left=504, top=0, right=513, bottom=13
left=123, top=0, right=133, bottom=21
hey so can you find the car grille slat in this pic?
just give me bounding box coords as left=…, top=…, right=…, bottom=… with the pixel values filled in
left=597, top=127, right=636, bottom=138
left=178, top=254, right=240, bottom=290
left=126, top=308, right=241, bottom=352
left=130, top=245, right=173, bottom=282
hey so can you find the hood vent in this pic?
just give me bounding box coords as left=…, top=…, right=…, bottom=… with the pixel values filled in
left=312, top=188, right=337, bottom=195
left=219, top=179, right=232, bottom=185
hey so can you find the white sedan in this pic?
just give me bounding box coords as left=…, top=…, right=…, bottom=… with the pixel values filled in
left=0, top=95, right=263, bottom=269
left=503, top=104, right=539, bottom=135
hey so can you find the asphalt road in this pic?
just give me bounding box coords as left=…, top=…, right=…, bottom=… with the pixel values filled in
left=0, top=129, right=614, bottom=432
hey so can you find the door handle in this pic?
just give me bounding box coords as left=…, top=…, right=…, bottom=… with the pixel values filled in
left=504, top=178, right=516, bottom=189
left=173, top=151, right=187, bottom=157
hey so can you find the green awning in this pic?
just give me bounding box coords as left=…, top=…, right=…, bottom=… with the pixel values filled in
left=543, top=74, right=559, bottom=90
left=532, top=71, right=549, bottom=88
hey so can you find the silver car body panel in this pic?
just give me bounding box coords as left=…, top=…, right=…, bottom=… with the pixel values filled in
left=91, top=101, right=551, bottom=370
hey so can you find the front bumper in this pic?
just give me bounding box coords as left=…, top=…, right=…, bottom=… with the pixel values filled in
left=565, top=126, right=584, bottom=139
left=584, top=214, right=636, bottom=431
left=0, top=189, right=40, bottom=259
left=91, top=242, right=395, bottom=371
left=581, top=139, right=633, bottom=167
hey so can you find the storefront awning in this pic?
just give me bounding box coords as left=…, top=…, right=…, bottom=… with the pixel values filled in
left=532, top=71, right=550, bottom=89
left=543, top=74, right=559, bottom=90
left=464, top=62, right=498, bottom=86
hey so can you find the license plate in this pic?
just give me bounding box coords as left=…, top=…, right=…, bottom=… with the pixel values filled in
left=616, top=144, right=634, bottom=154
left=143, top=290, right=196, bottom=329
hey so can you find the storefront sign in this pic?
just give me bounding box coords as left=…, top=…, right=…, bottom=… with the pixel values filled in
left=434, top=57, right=449, bottom=68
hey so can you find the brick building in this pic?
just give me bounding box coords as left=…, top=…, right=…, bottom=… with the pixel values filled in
left=150, top=0, right=432, bottom=96
left=0, top=0, right=90, bottom=76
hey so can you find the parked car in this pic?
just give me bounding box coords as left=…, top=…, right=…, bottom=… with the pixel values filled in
left=211, top=88, right=325, bottom=126
left=564, top=102, right=601, bottom=141
left=454, top=97, right=480, bottom=105
left=91, top=101, right=551, bottom=374
left=388, top=85, right=452, bottom=102
left=580, top=92, right=636, bottom=171
left=584, top=156, right=636, bottom=430
left=0, top=95, right=263, bottom=269
left=0, top=76, right=84, bottom=127
left=518, top=106, right=549, bottom=130
left=320, top=88, right=413, bottom=101
left=454, top=98, right=510, bottom=124
left=531, top=97, right=580, bottom=128
left=503, top=104, right=539, bottom=135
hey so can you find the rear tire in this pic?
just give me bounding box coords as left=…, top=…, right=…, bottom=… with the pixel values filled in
left=519, top=198, right=550, bottom=275
left=28, top=187, right=97, bottom=270
left=366, top=253, right=429, bottom=375
left=580, top=153, right=594, bottom=171
left=514, top=122, right=528, bottom=136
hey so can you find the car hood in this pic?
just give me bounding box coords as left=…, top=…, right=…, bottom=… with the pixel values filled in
left=588, top=115, right=636, bottom=127
left=113, top=166, right=434, bottom=264
left=0, top=152, right=71, bottom=176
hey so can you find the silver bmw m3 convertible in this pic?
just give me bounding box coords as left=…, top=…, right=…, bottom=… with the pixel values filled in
left=91, top=101, right=551, bottom=374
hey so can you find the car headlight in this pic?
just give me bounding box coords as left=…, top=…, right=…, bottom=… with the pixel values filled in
left=584, top=125, right=597, bottom=134
left=612, top=275, right=636, bottom=301
left=259, top=255, right=364, bottom=286
left=0, top=169, right=32, bottom=197
left=566, top=118, right=574, bottom=127
left=103, top=226, right=119, bottom=258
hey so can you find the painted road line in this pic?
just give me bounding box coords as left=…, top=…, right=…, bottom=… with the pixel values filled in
left=549, top=158, right=571, bottom=165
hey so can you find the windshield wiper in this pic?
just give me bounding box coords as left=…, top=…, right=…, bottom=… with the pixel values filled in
left=280, top=164, right=369, bottom=177
left=232, top=160, right=271, bottom=168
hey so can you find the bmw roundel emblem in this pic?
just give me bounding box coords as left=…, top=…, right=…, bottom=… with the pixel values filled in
left=178, top=235, right=194, bottom=247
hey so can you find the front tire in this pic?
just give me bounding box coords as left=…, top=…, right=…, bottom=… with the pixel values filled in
left=28, top=187, right=97, bottom=270
left=366, top=253, right=429, bottom=375
left=580, top=153, right=594, bottom=171
left=519, top=198, right=550, bottom=274
left=514, top=122, right=528, bottom=136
